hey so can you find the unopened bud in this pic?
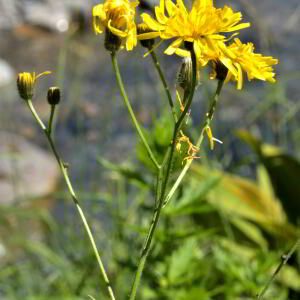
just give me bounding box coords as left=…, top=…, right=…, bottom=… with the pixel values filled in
left=177, top=57, right=193, bottom=92
left=17, top=72, right=35, bottom=101
left=47, top=87, right=60, bottom=105
left=137, top=23, right=155, bottom=49
left=177, top=57, right=200, bottom=103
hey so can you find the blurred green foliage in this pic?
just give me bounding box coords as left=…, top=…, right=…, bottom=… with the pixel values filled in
left=1, top=107, right=300, bottom=300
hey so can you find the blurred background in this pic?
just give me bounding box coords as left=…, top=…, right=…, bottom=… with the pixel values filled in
left=1, top=0, right=300, bottom=299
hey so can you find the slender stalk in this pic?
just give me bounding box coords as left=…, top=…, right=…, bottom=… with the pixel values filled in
left=159, top=46, right=198, bottom=206
left=111, top=53, right=160, bottom=170
left=48, top=104, right=56, bottom=136
left=150, top=51, right=177, bottom=122
left=128, top=45, right=198, bottom=300
left=163, top=79, right=224, bottom=207
left=128, top=151, right=169, bottom=300
left=257, top=239, right=300, bottom=299
left=26, top=99, right=116, bottom=300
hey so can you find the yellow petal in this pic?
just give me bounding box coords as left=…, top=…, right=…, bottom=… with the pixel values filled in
left=141, top=13, right=166, bottom=31
left=220, top=57, right=237, bottom=77
left=137, top=32, right=160, bottom=40
left=108, top=20, right=127, bottom=37
left=166, top=0, right=177, bottom=17
left=177, top=0, right=187, bottom=15
left=174, top=48, right=190, bottom=57
left=155, top=0, right=168, bottom=24
left=234, top=62, right=243, bottom=90
left=224, top=22, right=251, bottom=32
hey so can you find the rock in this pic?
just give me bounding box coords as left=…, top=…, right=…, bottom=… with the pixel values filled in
left=0, top=131, right=59, bottom=205
left=0, top=59, right=15, bottom=87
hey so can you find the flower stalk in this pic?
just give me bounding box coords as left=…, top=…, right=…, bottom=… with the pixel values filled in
left=25, top=98, right=116, bottom=300
left=111, top=52, right=160, bottom=170
left=149, top=50, right=178, bottom=122
left=164, top=78, right=224, bottom=207
left=128, top=42, right=197, bottom=300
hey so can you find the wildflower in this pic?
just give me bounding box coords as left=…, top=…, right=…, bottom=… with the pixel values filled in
left=210, top=38, right=278, bottom=89
left=140, top=0, right=250, bottom=67
left=92, top=0, right=139, bottom=51
left=17, top=71, right=51, bottom=101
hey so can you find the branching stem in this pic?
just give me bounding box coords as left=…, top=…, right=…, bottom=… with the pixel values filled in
left=128, top=45, right=197, bottom=300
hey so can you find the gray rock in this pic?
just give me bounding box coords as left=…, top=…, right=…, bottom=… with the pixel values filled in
left=0, top=59, right=15, bottom=87
left=0, top=131, right=59, bottom=205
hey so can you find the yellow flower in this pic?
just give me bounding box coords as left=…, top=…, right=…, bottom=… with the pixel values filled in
left=140, top=0, right=250, bottom=66
left=17, top=71, right=51, bottom=101
left=211, top=38, right=279, bottom=89
left=93, top=0, right=139, bottom=51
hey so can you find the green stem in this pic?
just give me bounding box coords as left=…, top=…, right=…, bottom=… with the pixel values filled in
left=160, top=45, right=197, bottom=205
left=128, top=45, right=198, bottom=300
left=163, top=79, right=224, bottom=207
left=26, top=99, right=116, bottom=300
left=111, top=53, right=160, bottom=170
left=48, top=104, right=56, bottom=136
left=128, top=150, right=169, bottom=300
left=150, top=51, right=177, bottom=122
left=257, top=239, right=300, bottom=300
left=207, top=79, right=224, bottom=121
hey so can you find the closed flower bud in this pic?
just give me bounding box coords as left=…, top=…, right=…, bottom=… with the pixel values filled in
left=47, top=87, right=60, bottom=105
left=177, top=57, right=200, bottom=103
left=177, top=57, right=193, bottom=93
left=17, top=72, right=35, bottom=101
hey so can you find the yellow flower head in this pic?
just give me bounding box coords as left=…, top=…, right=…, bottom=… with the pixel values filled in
left=140, top=0, right=250, bottom=65
left=210, top=38, right=279, bottom=89
left=93, top=0, right=139, bottom=51
left=17, top=71, right=51, bottom=101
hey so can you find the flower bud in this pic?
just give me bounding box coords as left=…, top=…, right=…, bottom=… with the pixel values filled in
left=137, top=23, right=155, bottom=49
left=177, top=57, right=193, bottom=93
left=17, top=72, right=35, bottom=101
left=47, top=87, right=60, bottom=105
left=176, top=57, right=200, bottom=104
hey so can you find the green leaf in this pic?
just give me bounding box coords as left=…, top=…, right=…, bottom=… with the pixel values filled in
left=97, top=157, right=148, bottom=185
left=167, top=238, right=197, bottom=283
left=190, top=163, right=299, bottom=239
left=238, top=129, right=300, bottom=225
left=230, top=217, right=268, bottom=250
left=277, top=265, right=300, bottom=291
